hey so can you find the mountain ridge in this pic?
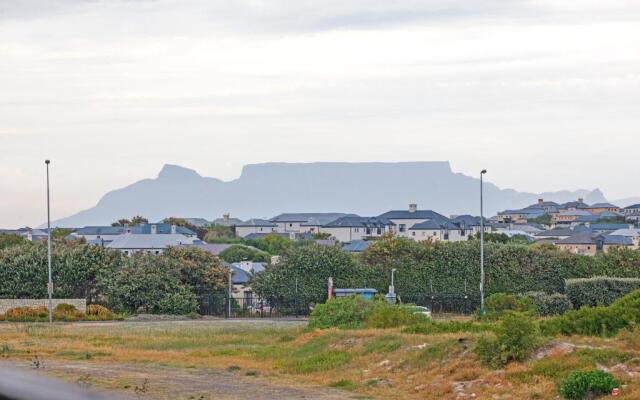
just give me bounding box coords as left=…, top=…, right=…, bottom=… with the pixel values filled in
left=51, top=162, right=610, bottom=227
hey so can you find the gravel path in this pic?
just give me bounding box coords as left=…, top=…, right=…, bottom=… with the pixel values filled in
left=0, top=359, right=357, bottom=400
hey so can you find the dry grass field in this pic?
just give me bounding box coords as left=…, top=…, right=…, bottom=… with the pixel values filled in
left=0, top=319, right=639, bottom=399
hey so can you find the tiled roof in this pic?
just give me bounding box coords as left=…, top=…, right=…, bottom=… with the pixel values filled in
left=556, top=232, right=599, bottom=245
left=603, top=235, right=632, bottom=245
left=323, top=216, right=394, bottom=228
left=75, top=226, right=126, bottom=235
left=106, top=234, right=196, bottom=249
left=342, top=240, right=373, bottom=252
left=270, top=213, right=352, bottom=223
left=377, top=209, right=449, bottom=221
left=236, top=219, right=277, bottom=227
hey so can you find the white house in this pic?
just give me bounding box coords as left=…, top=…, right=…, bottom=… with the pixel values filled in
left=320, top=216, right=394, bottom=242
left=378, top=204, right=450, bottom=237
left=235, top=219, right=277, bottom=238
left=608, top=228, right=640, bottom=249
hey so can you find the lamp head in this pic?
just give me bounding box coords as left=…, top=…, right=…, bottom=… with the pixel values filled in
left=481, top=169, right=487, bottom=174
left=45, top=160, right=50, bottom=165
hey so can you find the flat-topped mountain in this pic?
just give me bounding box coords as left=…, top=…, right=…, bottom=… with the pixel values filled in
left=51, top=162, right=608, bottom=227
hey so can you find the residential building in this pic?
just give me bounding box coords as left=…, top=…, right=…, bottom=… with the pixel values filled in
left=624, top=204, right=640, bottom=223
left=409, top=220, right=463, bottom=242
left=602, top=235, right=634, bottom=253
left=558, top=199, right=589, bottom=212
left=235, top=219, right=277, bottom=238
left=270, top=213, right=354, bottom=233
left=583, top=203, right=621, bottom=215
left=492, top=223, right=544, bottom=237
left=320, top=216, right=394, bottom=242
left=496, top=206, right=546, bottom=224
left=27, top=229, right=48, bottom=242
left=534, top=228, right=579, bottom=242
left=556, top=232, right=603, bottom=256
left=608, top=229, right=640, bottom=249
left=552, top=210, right=593, bottom=225
left=228, top=261, right=266, bottom=306
left=69, top=223, right=197, bottom=243
left=106, top=233, right=197, bottom=255
left=378, top=204, right=449, bottom=237
left=534, top=199, right=560, bottom=214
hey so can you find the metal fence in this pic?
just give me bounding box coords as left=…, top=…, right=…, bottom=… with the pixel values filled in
left=198, top=294, right=310, bottom=318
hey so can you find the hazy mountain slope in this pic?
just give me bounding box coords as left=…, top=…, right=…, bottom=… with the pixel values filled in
left=51, top=162, right=609, bottom=227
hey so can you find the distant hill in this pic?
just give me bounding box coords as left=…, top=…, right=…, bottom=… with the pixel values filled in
left=51, top=162, right=610, bottom=227
left=612, top=197, right=640, bottom=208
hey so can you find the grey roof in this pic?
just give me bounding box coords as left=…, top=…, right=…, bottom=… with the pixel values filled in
left=106, top=234, right=195, bottom=249
left=626, top=204, right=640, bottom=210
left=595, top=211, right=624, bottom=218
left=29, top=229, right=48, bottom=237
left=270, top=213, right=353, bottom=224
left=609, top=228, right=640, bottom=237
left=133, top=223, right=196, bottom=236
left=450, top=215, right=482, bottom=227
left=228, top=262, right=266, bottom=284
left=377, top=209, right=449, bottom=222
left=558, top=210, right=593, bottom=217
left=603, top=235, right=633, bottom=245
left=242, top=232, right=289, bottom=240
left=535, top=228, right=576, bottom=237
left=186, top=243, right=263, bottom=256
left=342, top=240, right=373, bottom=253
left=574, top=215, right=600, bottom=223
left=498, top=207, right=545, bottom=217
left=236, top=219, right=277, bottom=227
left=323, top=216, right=394, bottom=228
left=75, top=226, right=126, bottom=235
left=590, top=223, right=633, bottom=231
left=410, top=219, right=446, bottom=230
left=559, top=201, right=590, bottom=209
left=588, top=203, right=619, bottom=208
left=556, top=232, right=600, bottom=245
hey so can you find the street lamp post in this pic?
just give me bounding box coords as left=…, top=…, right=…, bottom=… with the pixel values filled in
left=45, top=160, right=53, bottom=323
left=386, top=268, right=397, bottom=304
left=227, top=269, right=233, bottom=319
left=479, top=169, right=487, bottom=316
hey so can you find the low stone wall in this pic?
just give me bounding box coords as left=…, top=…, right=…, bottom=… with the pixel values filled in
left=0, top=299, right=86, bottom=314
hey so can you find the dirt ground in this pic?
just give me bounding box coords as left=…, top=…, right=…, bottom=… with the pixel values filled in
left=0, top=358, right=356, bottom=400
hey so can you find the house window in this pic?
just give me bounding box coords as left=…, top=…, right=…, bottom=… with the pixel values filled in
left=433, top=232, right=437, bottom=236
left=366, top=228, right=371, bottom=235
left=155, top=250, right=160, bottom=255
left=444, top=233, right=449, bottom=240
left=412, top=232, right=416, bottom=236
left=399, top=224, right=406, bottom=233
left=376, top=228, right=381, bottom=235
left=289, top=223, right=293, bottom=227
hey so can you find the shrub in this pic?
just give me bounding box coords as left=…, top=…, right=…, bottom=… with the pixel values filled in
left=53, top=303, right=82, bottom=321
left=364, top=303, right=426, bottom=329
left=475, top=312, right=541, bottom=368
left=559, top=370, right=619, bottom=400
left=308, top=296, right=372, bottom=329
left=540, top=289, right=640, bottom=337
left=156, top=289, right=199, bottom=315
left=523, top=292, right=572, bottom=316
left=482, top=293, right=535, bottom=320
left=86, top=304, right=111, bottom=316
left=566, top=277, right=640, bottom=308
left=4, top=306, right=49, bottom=322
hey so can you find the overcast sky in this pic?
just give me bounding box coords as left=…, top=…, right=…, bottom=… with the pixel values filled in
left=1, top=0, right=639, bottom=228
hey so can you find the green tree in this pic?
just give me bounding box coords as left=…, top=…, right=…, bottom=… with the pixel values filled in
left=162, top=217, right=207, bottom=239
left=130, top=215, right=149, bottom=225
left=111, top=218, right=130, bottom=227
left=246, top=234, right=292, bottom=255
left=162, top=246, right=227, bottom=297
left=204, top=225, right=236, bottom=242
left=106, top=253, right=197, bottom=314
left=218, top=245, right=270, bottom=263
left=251, top=244, right=376, bottom=307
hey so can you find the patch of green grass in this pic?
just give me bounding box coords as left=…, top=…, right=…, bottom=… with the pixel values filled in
left=292, top=334, right=336, bottom=357
left=575, top=348, right=633, bottom=366
left=509, top=356, right=583, bottom=384
left=329, top=379, right=358, bottom=391
left=363, top=335, right=402, bottom=354
left=415, top=340, right=458, bottom=366
left=285, top=351, right=352, bottom=374
left=403, top=320, right=495, bottom=335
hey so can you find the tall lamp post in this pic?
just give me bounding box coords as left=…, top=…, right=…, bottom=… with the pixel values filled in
left=479, top=169, right=487, bottom=316
left=45, top=160, right=53, bottom=323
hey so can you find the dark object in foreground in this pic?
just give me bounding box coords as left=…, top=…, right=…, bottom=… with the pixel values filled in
left=0, top=368, right=119, bottom=400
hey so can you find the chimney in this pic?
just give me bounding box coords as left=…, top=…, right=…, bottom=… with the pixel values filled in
left=578, top=198, right=584, bottom=204
left=409, top=203, right=418, bottom=213
left=223, top=213, right=230, bottom=222
left=538, top=199, right=544, bottom=206
left=151, top=224, right=157, bottom=235
left=171, top=224, right=177, bottom=234
left=125, top=224, right=131, bottom=234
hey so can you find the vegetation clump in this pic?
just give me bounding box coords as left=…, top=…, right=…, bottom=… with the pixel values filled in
left=565, top=276, right=640, bottom=308
left=475, top=312, right=542, bottom=368
left=559, top=370, right=619, bottom=400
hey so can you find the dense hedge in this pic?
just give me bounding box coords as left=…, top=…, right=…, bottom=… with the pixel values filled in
left=0, top=241, right=227, bottom=314
left=523, top=292, right=572, bottom=316
left=565, top=277, right=640, bottom=308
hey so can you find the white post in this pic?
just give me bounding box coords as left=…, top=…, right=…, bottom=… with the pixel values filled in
left=45, top=160, right=53, bottom=323
left=480, top=169, right=487, bottom=316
